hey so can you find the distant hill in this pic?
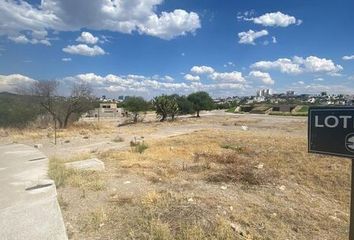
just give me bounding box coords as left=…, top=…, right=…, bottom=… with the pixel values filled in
left=0, top=91, right=19, bottom=97
left=0, top=92, right=43, bottom=128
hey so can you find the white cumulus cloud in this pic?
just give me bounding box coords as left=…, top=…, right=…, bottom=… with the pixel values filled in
left=184, top=74, right=200, bottom=81
left=161, top=75, right=174, bottom=82
left=210, top=71, right=245, bottom=83
left=238, top=29, right=268, bottom=45
left=241, top=11, right=302, bottom=27
left=293, top=56, right=342, bottom=73
left=62, top=44, right=106, bottom=56
left=343, top=55, right=354, bottom=60
left=190, top=66, right=215, bottom=75
left=0, top=74, right=37, bottom=93
left=249, top=71, right=274, bottom=85
left=9, top=34, right=51, bottom=46
left=138, top=9, right=201, bottom=40
left=251, top=58, right=302, bottom=74
left=251, top=56, right=342, bottom=75
left=76, top=32, right=99, bottom=44
left=62, top=70, right=250, bottom=98
left=0, top=0, right=201, bottom=43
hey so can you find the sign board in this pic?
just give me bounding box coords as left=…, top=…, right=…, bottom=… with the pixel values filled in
left=308, top=106, right=354, bottom=158
left=309, top=106, right=354, bottom=240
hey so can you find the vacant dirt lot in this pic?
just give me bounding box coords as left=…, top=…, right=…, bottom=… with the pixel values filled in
left=1, top=111, right=350, bottom=239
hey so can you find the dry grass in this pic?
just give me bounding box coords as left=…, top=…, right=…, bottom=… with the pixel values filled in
left=48, top=156, right=105, bottom=191
left=3, top=127, right=47, bottom=141
left=0, top=121, right=115, bottom=143
left=195, top=152, right=279, bottom=185
left=98, top=127, right=351, bottom=197
left=51, top=115, right=350, bottom=239
left=101, top=190, right=241, bottom=240
left=79, top=207, right=107, bottom=232
left=48, top=157, right=68, bottom=187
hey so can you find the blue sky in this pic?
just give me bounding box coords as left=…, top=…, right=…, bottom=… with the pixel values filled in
left=0, top=0, right=353, bottom=98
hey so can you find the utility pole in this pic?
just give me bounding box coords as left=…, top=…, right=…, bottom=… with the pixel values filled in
left=54, top=118, right=57, bottom=145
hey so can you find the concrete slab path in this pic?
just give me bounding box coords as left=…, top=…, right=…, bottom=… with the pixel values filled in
left=0, top=144, right=67, bottom=240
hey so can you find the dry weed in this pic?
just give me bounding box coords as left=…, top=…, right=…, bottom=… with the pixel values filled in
left=48, top=157, right=105, bottom=191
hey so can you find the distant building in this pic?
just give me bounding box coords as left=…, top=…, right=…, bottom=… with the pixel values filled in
left=286, top=91, right=295, bottom=97
left=256, top=89, right=271, bottom=97
left=85, top=103, right=121, bottom=118
left=99, top=103, right=117, bottom=113
left=321, top=91, right=328, bottom=97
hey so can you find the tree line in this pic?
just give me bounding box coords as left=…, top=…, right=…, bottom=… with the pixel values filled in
left=122, top=91, right=214, bottom=123
left=0, top=79, right=226, bottom=128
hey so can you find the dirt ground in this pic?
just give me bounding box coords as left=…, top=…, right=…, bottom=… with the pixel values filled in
left=0, top=110, right=351, bottom=239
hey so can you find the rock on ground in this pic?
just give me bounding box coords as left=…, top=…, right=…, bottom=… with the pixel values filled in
left=65, top=158, right=105, bottom=171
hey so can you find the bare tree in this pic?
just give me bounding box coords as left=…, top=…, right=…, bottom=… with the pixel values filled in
left=32, top=80, right=96, bottom=128
left=32, top=80, right=60, bottom=125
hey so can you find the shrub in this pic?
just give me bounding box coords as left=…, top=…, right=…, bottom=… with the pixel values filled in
left=130, top=138, right=148, bottom=153
left=220, top=144, right=245, bottom=153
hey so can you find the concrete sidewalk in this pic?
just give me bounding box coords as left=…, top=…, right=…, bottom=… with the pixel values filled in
left=0, top=144, right=67, bottom=240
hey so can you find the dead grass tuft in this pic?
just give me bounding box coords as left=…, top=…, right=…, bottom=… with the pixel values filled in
left=195, top=152, right=279, bottom=185
left=48, top=157, right=105, bottom=191
left=79, top=208, right=107, bottom=232
left=66, top=170, right=106, bottom=191
left=48, top=157, right=68, bottom=187
left=220, top=143, right=247, bottom=153
left=108, top=194, right=134, bottom=205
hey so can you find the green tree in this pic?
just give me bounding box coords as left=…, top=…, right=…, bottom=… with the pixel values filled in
left=152, top=95, right=179, bottom=121
left=187, top=91, right=214, bottom=117
left=122, top=96, right=149, bottom=123
left=173, top=94, right=195, bottom=115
